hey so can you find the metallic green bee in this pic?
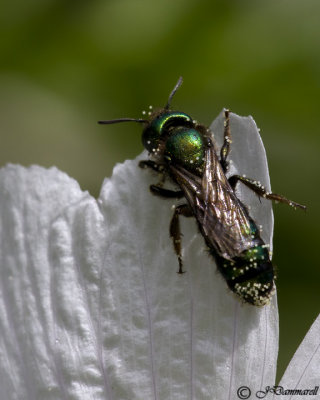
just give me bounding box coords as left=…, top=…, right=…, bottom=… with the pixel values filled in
left=99, top=77, right=306, bottom=306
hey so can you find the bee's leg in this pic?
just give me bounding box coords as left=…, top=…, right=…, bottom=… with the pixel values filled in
left=139, top=160, right=184, bottom=197
left=139, top=159, right=169, bottom=187
left=228, top=175, right=306, bottom=210
left=139, top=160, right=165, bottom=173
left=220, top=109, right=231, bottom=173
left=170, top=204, right=194, bottom=274
left=150, top=185, right=184, bottom=199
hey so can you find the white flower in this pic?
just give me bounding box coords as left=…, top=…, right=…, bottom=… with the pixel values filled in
left=0, top=113, right=317, bottom=400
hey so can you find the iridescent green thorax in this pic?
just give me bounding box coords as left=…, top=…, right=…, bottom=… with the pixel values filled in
left=142, top=111, right=193, bottom=153
left=165, top=127, right=205, bottom=174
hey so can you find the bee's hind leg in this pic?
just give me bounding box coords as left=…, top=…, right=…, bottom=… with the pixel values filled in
left=228, top=174, right=306, bottom=210
left=170, top=204, right=194, bottom=274
left=220, top=109, right=232, bottom=173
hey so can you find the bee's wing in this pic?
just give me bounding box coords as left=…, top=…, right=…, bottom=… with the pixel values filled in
left=170, top=145, right=255, bottom=260
left=210, top=111, right=274, bottom=251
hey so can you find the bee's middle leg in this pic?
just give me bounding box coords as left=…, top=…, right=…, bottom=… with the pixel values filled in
left=170, top=204, right=193, bottom=274
left=149, top=185, right=184, bottom=198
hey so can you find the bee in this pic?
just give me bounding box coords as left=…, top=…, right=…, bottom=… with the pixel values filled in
left=99, top=77, right=306, bottom=306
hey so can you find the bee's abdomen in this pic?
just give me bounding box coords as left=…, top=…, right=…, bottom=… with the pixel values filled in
left=215, top=244, right=275, bottom=306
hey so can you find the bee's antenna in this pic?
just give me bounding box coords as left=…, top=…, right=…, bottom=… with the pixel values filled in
left=98, top=118, right=148, bottom=125
left=165, top=76, right=183, bottom=110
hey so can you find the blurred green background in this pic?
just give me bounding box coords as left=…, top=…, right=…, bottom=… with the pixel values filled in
left=0, top=0, right=318, bottom=382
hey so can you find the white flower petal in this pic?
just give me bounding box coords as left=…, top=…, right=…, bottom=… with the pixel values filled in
left=0, top=112, right=278, bottom=399
left=277, top=314, right=320, bottom=399
left=99, top=148, right=278, bottom=399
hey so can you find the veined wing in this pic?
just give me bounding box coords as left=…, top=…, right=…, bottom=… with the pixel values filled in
left=170, top=145, right=255, bottom=260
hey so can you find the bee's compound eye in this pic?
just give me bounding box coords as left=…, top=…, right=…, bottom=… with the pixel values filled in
left=142, top=126, right=160, bottom=153
left=165, top=127, right=205, bottom=172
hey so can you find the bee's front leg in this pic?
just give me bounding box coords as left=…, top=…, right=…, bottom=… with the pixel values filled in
left=228, top=174, right=306, bottom=210
left=140, top=160, right=184, bottom=198
left=139, top=159, right=169, bottom=187
left=139, top=160, right=165, bottom=173
left=170, top=204, right=193, bottom=274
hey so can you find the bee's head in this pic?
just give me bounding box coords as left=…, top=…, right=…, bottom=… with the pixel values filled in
left=141, top=76, right=193, bottom=155
left=98, top=77, right=188, bottom=155
left=142, top=110, right=193, bottom=154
